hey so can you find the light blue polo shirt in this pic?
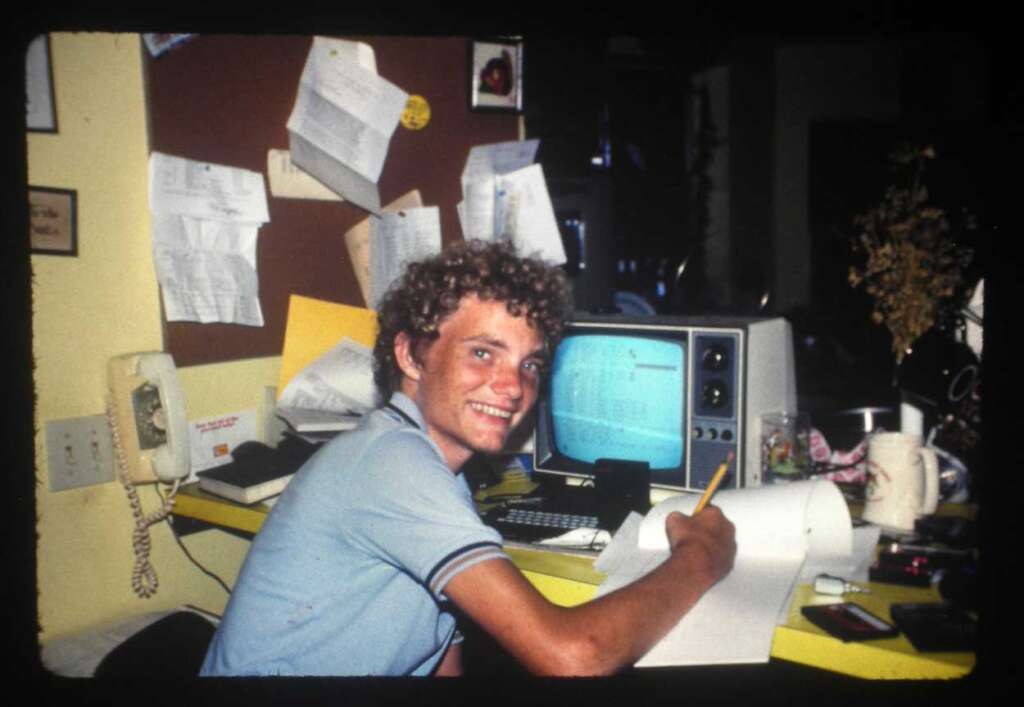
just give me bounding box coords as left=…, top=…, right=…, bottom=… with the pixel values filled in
left=200, top=393, right=508, bottom=676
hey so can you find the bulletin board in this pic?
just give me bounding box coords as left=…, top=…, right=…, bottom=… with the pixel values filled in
left=144, top=35, right=519, bottom=367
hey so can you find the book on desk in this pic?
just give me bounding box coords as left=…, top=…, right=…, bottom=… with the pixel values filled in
left=196, top=437, right=320, bottom=505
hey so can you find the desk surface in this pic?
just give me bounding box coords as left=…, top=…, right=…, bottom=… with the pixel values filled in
left=172, top=483, right=976, bottom=679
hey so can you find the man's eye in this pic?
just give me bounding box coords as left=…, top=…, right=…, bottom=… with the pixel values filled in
left=523, top=360, right=544, bottom=375
left=472, top=348, right=491, bottom=360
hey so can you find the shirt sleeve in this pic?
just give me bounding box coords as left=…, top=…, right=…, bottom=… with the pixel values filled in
left=343, top=428, right=509, bottom=598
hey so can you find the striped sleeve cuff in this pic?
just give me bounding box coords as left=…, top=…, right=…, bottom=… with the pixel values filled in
left=426, top=541, right=508, bottom=597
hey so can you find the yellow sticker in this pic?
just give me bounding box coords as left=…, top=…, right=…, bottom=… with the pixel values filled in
left=401, top=94, right=431, bottom=130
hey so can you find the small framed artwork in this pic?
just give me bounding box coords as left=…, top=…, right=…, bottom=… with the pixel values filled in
left=26, top=34, right=58, bottom=133
left=469, top=38, right=523, bottom=112
left=29, top=186, right=77, bottom=256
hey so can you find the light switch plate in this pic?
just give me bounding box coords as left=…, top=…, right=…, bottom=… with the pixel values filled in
left=45, top=414, right=116, bottom=491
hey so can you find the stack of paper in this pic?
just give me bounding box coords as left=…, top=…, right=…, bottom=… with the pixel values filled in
left=274, top=295, right=380, bottom=441
left=594, top=480, right=880, bottom=667
left=148, top=152, right=270, bottom=327
left=458, top=140, right=566, bottom=265
left=286, top=37, right=409, bottom=214
left=278, top=335, right=376, bottom=415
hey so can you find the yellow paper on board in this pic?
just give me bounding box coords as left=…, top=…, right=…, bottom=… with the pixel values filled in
left=276, top=294, right=378, bottom=400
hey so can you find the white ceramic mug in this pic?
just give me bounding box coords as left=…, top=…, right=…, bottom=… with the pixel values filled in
left=863, top=432, right=940, bottom=532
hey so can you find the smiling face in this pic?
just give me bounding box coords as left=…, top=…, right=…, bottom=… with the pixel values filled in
left=395, top=295, right=546, bottom=471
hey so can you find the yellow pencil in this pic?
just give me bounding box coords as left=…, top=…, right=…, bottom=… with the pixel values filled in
left=693, top=451, right=734, bottom=513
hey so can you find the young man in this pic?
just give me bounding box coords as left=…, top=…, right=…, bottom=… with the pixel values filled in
left=201, top=240, right=735, bottom=677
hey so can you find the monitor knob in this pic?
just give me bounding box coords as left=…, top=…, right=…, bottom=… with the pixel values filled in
left=702, top=345, right=728, bottom=371
left=702, top=381, right=728, bottom=408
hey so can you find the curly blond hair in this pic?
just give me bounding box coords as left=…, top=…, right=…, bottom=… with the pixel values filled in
left=373, top=239, right=572, bottom=397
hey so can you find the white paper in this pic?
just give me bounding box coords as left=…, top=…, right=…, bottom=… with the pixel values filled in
left=344, top=189, right=424, bottom=306
left=457, top=141, right=565, bottom=266
left=278, top=337, right=378, bottom=415
left=637, top=481, right=852, bottom=561
left=457, top=175, right=498, bottom=241
left=495, top=164, right=567, bottom=265
left=188, top=410, right=258, bottom=479
left=459, top=140, right=539, bottom=242
left=596, top=480, right=861, bottom=667
left=149, top=152, right=269, bottom=224
left=368, top=206, right=442, bottom=309
left=266, top=149, right=344, bottom=201
left=150, top=213, right=265, bottom=326
left=461, top=139, right=540, bottom=183
left=286, top=37, right=408, bottom=213
left=147, top=152, right=270, bottom=326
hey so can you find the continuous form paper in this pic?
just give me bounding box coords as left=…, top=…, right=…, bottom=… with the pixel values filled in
left=344, top=189, right=424, bottom=307
left=595, top=480, right=869, bottom=667
left=495, top=163, right=567, bottom=265
left=278, top=337, right=377, bottom=415
left=286, top=37, right=408, bottom=214
left=148, top=152, right=270, bottom=326
left=368, top=206, right=442, bottom=310
left=458, top=140, right=538, bottom=240
left=457, top=140, right=566, bottom=265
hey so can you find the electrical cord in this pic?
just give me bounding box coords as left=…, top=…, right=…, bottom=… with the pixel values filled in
left=156, top=485, right=233, bottom=596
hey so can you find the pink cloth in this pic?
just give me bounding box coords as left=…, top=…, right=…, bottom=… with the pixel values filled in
left=809, top=427, right=870, bottom=483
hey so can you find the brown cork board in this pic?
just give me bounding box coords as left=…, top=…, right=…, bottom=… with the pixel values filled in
left=144, top=34, right=519, bottom=366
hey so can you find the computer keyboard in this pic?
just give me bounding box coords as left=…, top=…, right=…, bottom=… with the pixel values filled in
left=486, top=506, right=602, bottom=543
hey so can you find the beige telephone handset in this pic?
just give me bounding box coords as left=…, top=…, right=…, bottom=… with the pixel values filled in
left=107, top=352, right=190, bottom=598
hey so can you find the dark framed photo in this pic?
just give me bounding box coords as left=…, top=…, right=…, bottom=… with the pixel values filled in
left=469, top=38, right=523, bottom=112
left=29, top=186, right=77, bottom=256
left=26, top=34, right=58, bottom=133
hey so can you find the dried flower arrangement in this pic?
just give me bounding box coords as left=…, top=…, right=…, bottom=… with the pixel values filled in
left=848, top=144, right=976, bottom=363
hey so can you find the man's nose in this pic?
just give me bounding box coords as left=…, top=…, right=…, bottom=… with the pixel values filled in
left=491, top=362, right=524, bottom=400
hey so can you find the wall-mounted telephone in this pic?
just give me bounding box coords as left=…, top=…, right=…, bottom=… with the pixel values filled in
left=107, top=352, right=191, bottom=598
left=108, top=352, right=191, bottom=483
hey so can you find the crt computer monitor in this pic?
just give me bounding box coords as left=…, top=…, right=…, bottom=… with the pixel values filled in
left=532, top=313, right=798, bottom=497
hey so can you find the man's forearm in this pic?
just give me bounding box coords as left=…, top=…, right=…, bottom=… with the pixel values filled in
left=556, top=541, right=725, bottom=674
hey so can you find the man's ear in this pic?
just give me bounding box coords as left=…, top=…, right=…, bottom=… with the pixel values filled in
left=393, top=332, right=422, bottom=382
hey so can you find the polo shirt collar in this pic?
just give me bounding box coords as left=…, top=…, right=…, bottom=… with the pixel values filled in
left=386, top=392, right=427, bottom=431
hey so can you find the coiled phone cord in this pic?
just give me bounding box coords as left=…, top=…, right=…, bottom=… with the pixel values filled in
left=107, top=404, right=180, bottom=599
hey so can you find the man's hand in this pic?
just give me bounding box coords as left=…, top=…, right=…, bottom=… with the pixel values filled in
left=664, top=507, right=736, bottom=590
left=444, top=505, right=738, bottom=676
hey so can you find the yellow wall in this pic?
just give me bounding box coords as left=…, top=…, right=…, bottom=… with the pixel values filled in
left=30, top=33, right=278, bottom=643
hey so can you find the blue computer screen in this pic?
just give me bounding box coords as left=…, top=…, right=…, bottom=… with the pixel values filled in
left=548, top=333, right=685, bottom=470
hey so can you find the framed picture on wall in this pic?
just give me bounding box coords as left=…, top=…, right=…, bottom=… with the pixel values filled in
left=469, top=38, right=523, bottom=112
left=26, top=34, right=57, bottom=133
left=29, top=186, right=77, bottom=256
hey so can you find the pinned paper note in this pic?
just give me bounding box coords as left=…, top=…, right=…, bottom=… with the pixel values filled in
left=344, top=189, right=423, bottom=307
left=496, top=163, right=566, bottom=265
left=457, top=139, right=565, bottom=265
left=148, top=152, right=270, bottom=326
left=368, top=206, right=442, bottom=310
left=286, top=37, right=409, bottom=214
left=267, top=149, right=344, bottom=201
